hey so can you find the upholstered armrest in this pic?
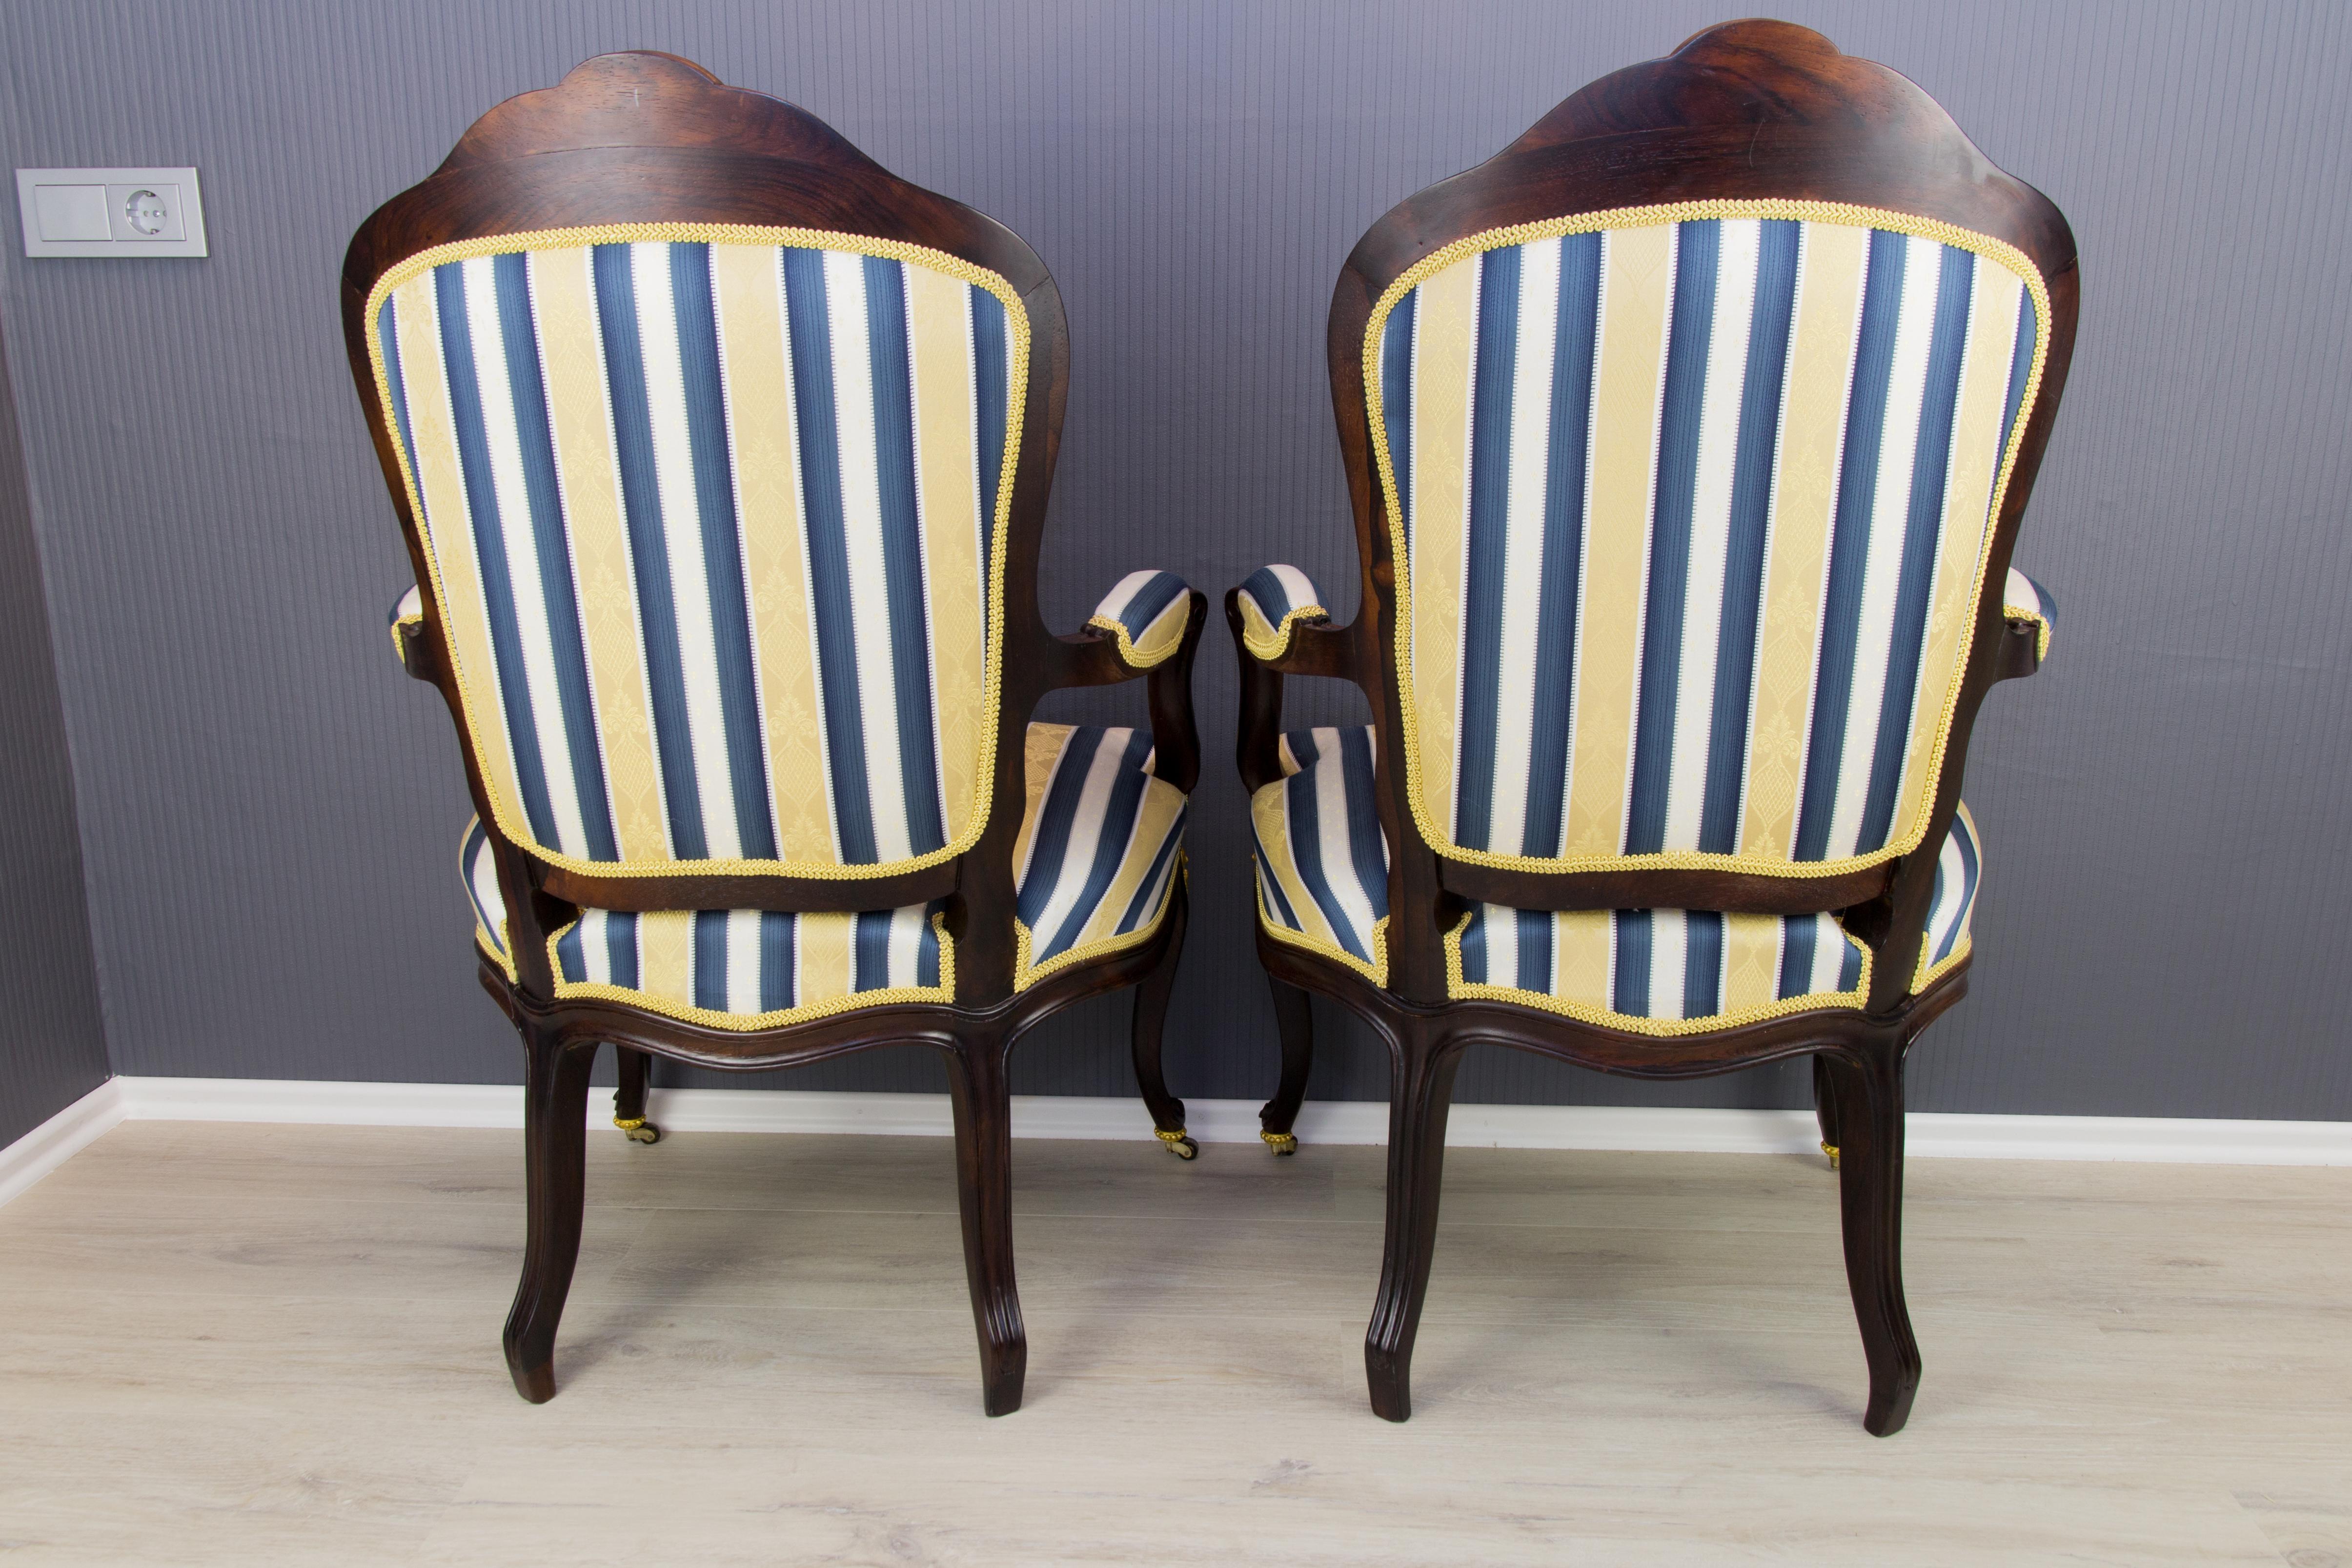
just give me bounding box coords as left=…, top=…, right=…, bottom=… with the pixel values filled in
left=1226, top=568, right=1360, bottom=794
left=2002, top=567, right=2055, bottom=662
left=1235, top=565, right=1330, bottom=662
left=388, top=585, right=433, bottom=679
left=1087, top=570, right=1195, bottom=671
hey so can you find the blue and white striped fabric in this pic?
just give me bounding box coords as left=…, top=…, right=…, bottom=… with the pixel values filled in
left=462, top=815, right=507, bottom=960
left=1087, top=570, right=1193, bottom=668
left=1450, top=804, right=1985, bottom=1030
left=1452, top=906, right=1866, bottom=1033
left=1915, top=800, right=1981, bottom=987
left=1236, top=565, right=1328, bottom=660
left=1013, top=723, right=1188, bottom=984
left=1371, top=210, right=2046, bottom=882
left=2002, top=566, right=2055, bottom=660
left=460, top=721, right=1186, bottom=1022
left=463, top=813, right=947, bottom=1018
left=389, top=584, right=423, bottom=665
left=373, top=232, right=1022, bottom=882
left=1251, top=726, right=1390, bottom=978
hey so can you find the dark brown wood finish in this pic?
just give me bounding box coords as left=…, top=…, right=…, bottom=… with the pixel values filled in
left=345, top=52, right=1205, bottom=1414
left=1232, top=20, right=2073, bottom=1435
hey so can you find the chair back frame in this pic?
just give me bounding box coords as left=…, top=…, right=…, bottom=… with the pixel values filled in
left=1310, top=20, right=2076, bottom=1011
left=342, top=51, right=1202, bottom=1017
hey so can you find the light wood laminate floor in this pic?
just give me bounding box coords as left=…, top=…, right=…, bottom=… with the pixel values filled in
left=0, top=1120, right=2346, bottom=1566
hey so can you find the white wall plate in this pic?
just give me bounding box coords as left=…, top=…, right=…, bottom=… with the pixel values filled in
left=16, top=167, right=207, bottom=258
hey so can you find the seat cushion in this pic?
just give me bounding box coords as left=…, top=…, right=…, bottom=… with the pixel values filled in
left=464, top=723, right=1185, bottom=1028
left=1011, top=723, right=1188, bottom=984
left=1450, top=905, right=1868, bottom=1034
left=1453, top=801, right=1985, bottom=1032
left=1248, top=726, right=1985, bottom=1022
left=1250, top=726, right=1390, bottom=979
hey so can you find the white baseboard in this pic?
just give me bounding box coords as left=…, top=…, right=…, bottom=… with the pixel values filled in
left=3, top=1077, right=2347, bottom=1209
left=0, top=1080, right=125, bottom=1208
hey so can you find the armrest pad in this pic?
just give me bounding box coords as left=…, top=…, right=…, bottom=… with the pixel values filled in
left=1235, top=565, right=1329, bottom=661
left=1087, top=570, right=1193, bottom=669
left=389, top=585, right=423, bottom=667
left=2002, top=566, right=2054, bottom=662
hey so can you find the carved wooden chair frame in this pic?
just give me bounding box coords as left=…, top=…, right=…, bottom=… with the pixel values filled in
left=342, top=52, right=1206, bottom=1416
left=1230, top=20, right=2076, bottom=1434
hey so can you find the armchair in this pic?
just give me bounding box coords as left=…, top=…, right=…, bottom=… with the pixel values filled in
left=1230, top=20, right=2075, bottom=1435
left=345, top=52, right=1205, bottom=1414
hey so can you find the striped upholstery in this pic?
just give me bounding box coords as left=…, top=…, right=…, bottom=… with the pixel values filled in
left=464, top=814, right=948, bottom=1024
left=1370, top=206, right=2048, bottom=883
left=1236, top=565, right=1329, bottom=660
left=1251, top=726, right=1389, bottom=978
left=1088, top=570, right=1194, bottom=668
left=1013, top=723, right=1188, bottom=985
left=1250, top=727, right=1984, bottom=1019
left=461, top=815, right=506, bottom=960
left=370, top=229, right=1024, bottom=884
left=1452, top=907, right=1866, bottom=1033
left=1452, top=802, right=1986, bottom=1030
left=2002, top=566, right=2055, bottom=660
left=1915, top=799, right=1981, bottom=988
left=462, top=726, right=1184, bottom=1025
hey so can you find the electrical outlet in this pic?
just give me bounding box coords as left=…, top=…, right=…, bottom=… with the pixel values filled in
left=16, top=167, right=207, bottom=258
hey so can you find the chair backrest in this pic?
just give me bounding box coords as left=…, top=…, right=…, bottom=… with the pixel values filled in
left=1325, top=21, right=2077, bottom=999
left=343, top=53, right=1060, bottom=900
left=371, top=234, right=1018, bottom=876
left=1372, top=209, right=2041, bottom=876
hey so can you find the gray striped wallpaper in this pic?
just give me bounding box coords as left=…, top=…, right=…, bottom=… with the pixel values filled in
left=0, top=0, right=2345, bottom=1120
left=0, top=312, right=109, bottom=1145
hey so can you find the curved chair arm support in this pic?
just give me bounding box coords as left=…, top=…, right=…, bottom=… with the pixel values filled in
left=1046, top=576, right=1206, bottom=796
left=1086, top=569, right=1195, bottom=671
left=1227, top=575, right=1361, bottom=795
left=1235, top=564, right=1331, bottom=661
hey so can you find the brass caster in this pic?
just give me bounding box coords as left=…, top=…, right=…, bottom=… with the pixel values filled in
left=1155, top=1128, right=1199, bottom=1161
left=1260, top=1130, right=1299, bottom=1157
left=1821, top=1140, right=1840, bottom=1171
left=617, top=1117, right=661, bottom=1146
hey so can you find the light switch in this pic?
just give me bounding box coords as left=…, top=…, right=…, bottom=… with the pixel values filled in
left=16, top=167, right=208, bottom=258
left=33, top=183, right=110, bottom=242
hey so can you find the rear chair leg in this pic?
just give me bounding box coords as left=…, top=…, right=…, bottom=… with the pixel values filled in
left=614, top=1045, right=660, bottom=1144
left=1364, top=1032, right=1462, bottom=1422
left=1812, top=1054, right=1841, bottom=1170
left=1129, top=880, right=1196, bottom=1159
left=1820, top=1040, right=1923, bottom=1436
left=504, top=1025, right=594, bottom=1403
left=945, top=1034, right=1028, bottom=1416
left=1257, top=976, right=1314, bottom=1156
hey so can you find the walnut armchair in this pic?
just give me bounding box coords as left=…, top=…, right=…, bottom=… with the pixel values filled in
left=345, top=52, right=1206, bottom=1415
left=1230, top=21, right=2073, bottom=1435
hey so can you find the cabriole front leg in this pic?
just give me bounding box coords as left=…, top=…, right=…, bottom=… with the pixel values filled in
left=504, top=1024, right=595, bottom=1403
left=1364, top=1028, right=1464, bottom=1422
left=1820, top=1038, right=1922, bottom=1435
left=944, top=1034, right=1028, bottom=1415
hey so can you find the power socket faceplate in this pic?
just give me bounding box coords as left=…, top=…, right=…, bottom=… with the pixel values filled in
left=16, top=168, right=207, bottom=258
